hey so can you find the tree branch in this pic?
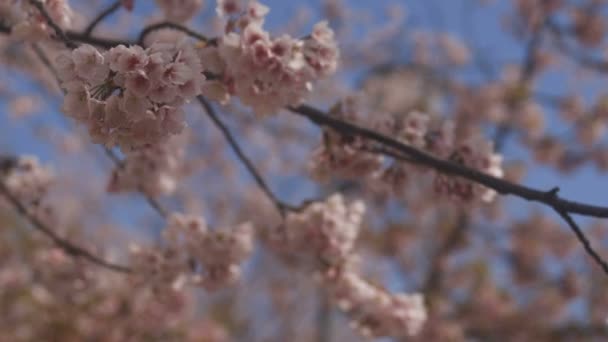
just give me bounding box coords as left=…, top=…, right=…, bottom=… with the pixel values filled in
left=0, top=167, right=131, bottom=273
left=66, top=30, right=135, bottom=49
left=138, top=22, right=211, bottom=46
left=197, top=96, right=293, bottom=218
left=27, top=0, right=77, bottom=49
left=288, top=104, right=608, bottom=274
left=553, top=204, right=608, bottom=274
left=82, top=0, right=122, bottom=37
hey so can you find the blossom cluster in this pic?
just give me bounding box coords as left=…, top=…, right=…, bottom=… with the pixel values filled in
left=4, top=0, right=73, bottom=42
left=130, top=213, right=254, bottom=292
left=200, top=0, right=340, bottom=115
left=56, top=41, right=204, bottom=150
left=309, top=96, right=504, bottom=203
left=107, top=135, right=186, bottom=197
left=266, top=194, right=427, bottom=338
left=268, top=193, right=364, bottom=269
left=2, top=155, right=54, bottom=209
left=323, top=268, right=427, bottom=338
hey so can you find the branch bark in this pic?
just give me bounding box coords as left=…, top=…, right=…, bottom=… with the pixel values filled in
left=0, top=166, right=131, bottom=273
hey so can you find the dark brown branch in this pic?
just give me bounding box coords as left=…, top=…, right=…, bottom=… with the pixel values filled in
left=138, top=22, right=210, bottom=46
left=2, top=17, right=211, bottom=51
left=197, top=96, right=293, bottom=218
left=82, top=1, right=122, bottom=37
left=289, top=104, right=608, bottom=218
left=31, top=43, right=61, bottom=85
left=66, top=31, right=135, bottom=49
left=288, top=104, right=608, bottom=273
left=0, top=172, right=131, bottom=273
left=553, top=203, right=608, bottom=274
left=28, top=0, right=77, bottom=49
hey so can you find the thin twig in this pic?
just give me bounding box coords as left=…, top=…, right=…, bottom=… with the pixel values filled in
left=0, top=176, right=131, bottom=273
left=197, top=96, right=292, bottom=217
left=554, top=206, right=608, bottom=275
left=102, top=147, right=169, bottom=219
left=138, top=22, right=210, bottom=45
left=28, top=0, right=77, bottom=49
left=83, top=1, right=122, bottom=37
left=66, top=31, right=134, bottom=49
left=31, top=43, right=62, bottom=86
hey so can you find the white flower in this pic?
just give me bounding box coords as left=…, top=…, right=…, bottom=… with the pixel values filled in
left=124, top=70, right=152, bottom=97
left=161, top=62, right=193, bottom=85
left=120, top=90, right=151, bottom=122
left=178, top=78, right=203, bottom=99
left=108, top=45, right=148, bottom=73
left=71, top=44, right=109, bottom=83
left=61, top=81, right=90, bottom=119
left=54, top=52, right=77, bottom=82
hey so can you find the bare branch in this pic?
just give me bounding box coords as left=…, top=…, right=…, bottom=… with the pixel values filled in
left=0, top=170, right=131, bottom=273
left=553, top=203, right=608, bottom=275
left=82, top=1, right=122, bottom=37
left=138, top=22, right=211, bottom=46
left=66, top=31, right=135, bottom=49
left=197, top=96, right=293, bottom=218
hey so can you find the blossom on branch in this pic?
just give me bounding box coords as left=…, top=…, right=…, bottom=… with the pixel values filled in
left=206, top=1, right=340, bottom=115
left=8, top=0, right=73, bottom=42
left=130, top=213, right=254, bottom=292
left=56, top=41, right=205, bottom=150
left=266, top=193, right=427, bottom=338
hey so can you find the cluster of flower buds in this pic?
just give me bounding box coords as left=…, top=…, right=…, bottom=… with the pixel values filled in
left=56, top=40, right=205, bottom=150
left=130, top=213, right=254, bottom=292
left=322, top=268, right=427, bottom=338
left=4, top=0, right=73, bottom=42
left=200, top=0, right=339, bottom=115
left=269, top=194, right=364, bottom=269
left=2, top=155, right=54, bottom=209
left=309, top=96, right=504, bottom=203
left=266, top=194, right=427, bottom=338
left=107, top=135, right=186, bottom=197
left=155, top=0, right=204, bottom=22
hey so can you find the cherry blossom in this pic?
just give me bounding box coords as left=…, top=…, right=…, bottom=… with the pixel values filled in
left=56, top=41, right=206, bottom=150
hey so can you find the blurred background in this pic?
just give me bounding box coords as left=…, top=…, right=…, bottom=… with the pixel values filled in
left=2, top=0, right=608, bottom=341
